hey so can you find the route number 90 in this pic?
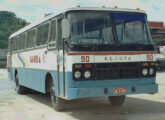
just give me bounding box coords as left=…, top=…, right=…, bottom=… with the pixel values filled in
left=81, top=56, right=90, bottom=62
left=147, top=55, right=153, bottom=61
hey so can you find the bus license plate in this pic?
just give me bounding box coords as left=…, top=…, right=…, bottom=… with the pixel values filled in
left=114, top=87, right=127, bottom=94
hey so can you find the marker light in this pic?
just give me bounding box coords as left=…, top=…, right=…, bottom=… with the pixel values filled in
left=151, top=62, right=156, bottom=66
left=84, top=71, right=91, bottom=79
left=74, top=71, right=81, bottom=79
left=142, top=69, right=148, bottom=76
left=85, top=64, right=92, bottom=69
left=142, top=62, right=149, bottom=67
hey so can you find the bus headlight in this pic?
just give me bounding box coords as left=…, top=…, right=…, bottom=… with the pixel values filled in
left=142, top=69, right=148, bottom=76
left=150, top=68, right=154, bottom=75
left=74, top=71, right=81, bottom=79
left=84, top=71, right=91, bottom=79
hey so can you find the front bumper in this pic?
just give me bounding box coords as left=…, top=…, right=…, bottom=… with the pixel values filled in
left=65, top=83, right=158, bottom=100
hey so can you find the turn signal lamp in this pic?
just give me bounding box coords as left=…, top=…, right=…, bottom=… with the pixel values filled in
left=136, top=8, right=140, bottom=10
left=74, top=64, right=82, bottom=69
left=85, top=64, right=92, bottom=69
left=151, top=62, right=156, bottom=66
left=142, top=62, right=149, bottom=67
left=77, top=5, right=80, bottom=8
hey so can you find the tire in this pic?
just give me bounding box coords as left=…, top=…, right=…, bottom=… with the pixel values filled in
left=108, top=95, right=126, bottom=106
left=50, top=81, right=65, bottom=111
left=15, top=73, right=26, bottom=94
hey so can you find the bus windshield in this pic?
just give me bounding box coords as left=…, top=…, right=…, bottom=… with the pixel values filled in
left=113, top=13, right=152, bottom=44
left=68, top=11, right=153, bottom=51
left=68, top=11, right=115, bottom=46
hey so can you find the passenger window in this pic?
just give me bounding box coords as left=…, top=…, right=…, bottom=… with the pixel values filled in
left=36, top=22, right=49, bottom=46
left=11, top=38, right=14, bottom=51
left=48, top=19, right=56, bottom=48
left=26, top=29, right=36, bottom=48
left=19, top=35, right=23, bottom=50
left=42, top=23, right=49, bottom=45
left=13, top=37, right=19, bottom=51
left=22, top=33, right=26, bottom=49
left=13, top=38, right=16, bottom=51
left=36, top=25, right=42, bottom=46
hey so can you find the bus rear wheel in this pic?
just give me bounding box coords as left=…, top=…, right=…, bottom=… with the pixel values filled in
left=50, top=81, right=65, bottom=111
left=108, top=95, right=126, bottom=106
left=15, top=74, right=26, bottom=94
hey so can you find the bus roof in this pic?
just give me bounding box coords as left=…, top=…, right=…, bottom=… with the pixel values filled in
left=9, top=7, right=146, bottom=39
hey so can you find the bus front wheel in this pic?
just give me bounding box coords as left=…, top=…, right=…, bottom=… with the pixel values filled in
left=15, top=74, right=26, bottom=94
left=50, top=82, right=65, bottom=111
left=108, top=95, right=126, bottom=106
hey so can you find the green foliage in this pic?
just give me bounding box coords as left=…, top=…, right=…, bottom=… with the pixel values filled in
left=0, top=11, right=28, bottom=49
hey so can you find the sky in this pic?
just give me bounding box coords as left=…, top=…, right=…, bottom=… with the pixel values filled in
left=0, top=0, right=164, bottom=23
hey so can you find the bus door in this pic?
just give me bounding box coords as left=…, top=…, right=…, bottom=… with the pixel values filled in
left=57, top=19, right=65, bottom=97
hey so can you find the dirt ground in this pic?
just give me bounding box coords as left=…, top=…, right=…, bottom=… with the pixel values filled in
left=0, top=69, right=165, bottom=120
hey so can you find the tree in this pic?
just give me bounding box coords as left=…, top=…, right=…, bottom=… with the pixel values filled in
left=0, top=11, right=29, bottom=49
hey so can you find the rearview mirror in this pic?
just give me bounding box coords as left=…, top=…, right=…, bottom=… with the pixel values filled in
left=62, top=19, right=70, bottom=39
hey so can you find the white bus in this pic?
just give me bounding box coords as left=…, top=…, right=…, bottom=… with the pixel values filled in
left=7, top=7, right=158, bottom=111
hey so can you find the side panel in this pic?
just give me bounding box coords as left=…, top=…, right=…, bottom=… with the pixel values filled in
left=12, top=48, right=57, bottom=70
left=11, top=48, right=58, bottom=93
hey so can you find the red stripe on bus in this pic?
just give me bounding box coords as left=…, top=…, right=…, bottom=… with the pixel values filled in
left=67, top=52, right=156, bottom=56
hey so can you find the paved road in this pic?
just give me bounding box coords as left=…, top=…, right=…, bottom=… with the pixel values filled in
left=0, top=69, right=165, bottom=120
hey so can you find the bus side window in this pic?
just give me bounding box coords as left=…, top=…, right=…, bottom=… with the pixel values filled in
left=19, top=35, right=23, bottom=50
left=36, top=22, right=49, bottom=47
left=19, top=33, right=26, bottom=50
left=10, top=38, right=14, bottom=52
left=41, top=23, right=49, bottom=45
left=17, top=37, right=20, bottom=51
left=22, top=33, right=26, bottom=49
left=48, top=19, right=56, bottom=48
left=13, top=37, right=19, bottom=52
left=26, top=28, right=36, bottom=49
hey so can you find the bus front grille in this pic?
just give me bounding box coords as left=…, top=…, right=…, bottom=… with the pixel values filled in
left=94, top=63, right=142, bottom=80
